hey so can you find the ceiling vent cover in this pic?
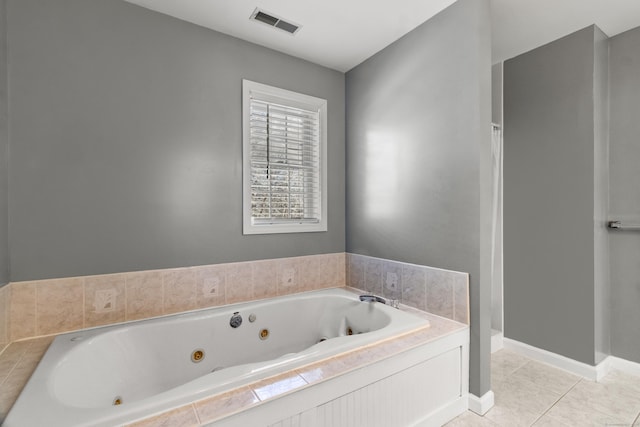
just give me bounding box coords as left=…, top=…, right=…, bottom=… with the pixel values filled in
left=250, top=8, right=301, bottom=35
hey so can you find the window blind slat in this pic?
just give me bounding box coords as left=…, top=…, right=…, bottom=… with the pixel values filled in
left=249, top=94, right=322, bottom=223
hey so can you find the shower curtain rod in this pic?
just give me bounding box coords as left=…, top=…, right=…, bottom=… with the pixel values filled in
left=608, top=221, right=640, bottom=231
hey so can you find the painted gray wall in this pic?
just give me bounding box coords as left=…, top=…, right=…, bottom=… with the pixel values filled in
left=0, top=0, right=9, bottom=286
left=7, top=0, right=345, bottom=281
left=491, top=63, right=503, bottom=127
left=345, top=0, right=492, bottom=397
left=504, top=26, right=604, bottom=365
left=593, top=27, right=610, bottom=365
left=609, top=26, right=640, bottom=364
left=491, top=62, right=503, bottom=333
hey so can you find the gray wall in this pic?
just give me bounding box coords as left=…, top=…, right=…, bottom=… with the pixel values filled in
left=504, top=26, right=606, bottom=365
left=346, top=0, right=492, bottom=397
left=492, top=63, right=503, bottom=127
left=609, top=26, right=640, bottom=364
left=7, top=0, right=345, bottom=281
left=0, top=0, right=9, bottom=286
left=491, top=62, right=503, bottom=333
left=593, top=27, right=610, bottom=365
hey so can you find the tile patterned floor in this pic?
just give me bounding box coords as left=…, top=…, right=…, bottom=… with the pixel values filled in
left=447, top=350, right=640, bottom=427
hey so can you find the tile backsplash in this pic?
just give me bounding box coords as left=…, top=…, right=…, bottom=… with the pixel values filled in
left=347, top=254, right=469, bottom=324
left=7, top=253, right=346, bottom=342
left=2, top=252, right=469, bottom=344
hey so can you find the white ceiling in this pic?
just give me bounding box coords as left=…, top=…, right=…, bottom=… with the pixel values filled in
left=125, top=0, right=640, bottom=71
left=492, top=0, right=640, bottom=63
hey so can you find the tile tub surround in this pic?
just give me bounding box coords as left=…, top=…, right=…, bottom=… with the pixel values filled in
left=0, top=302, right=468, bottom=425
left=7, top=253, right=346, bottom=342
left=0, top=284, right=8, bottom=350
left=347, top=253, right=470, bottom=324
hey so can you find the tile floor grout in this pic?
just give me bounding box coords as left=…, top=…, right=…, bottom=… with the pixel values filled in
left=448, top=350, right=640, bottom=427
left=530, top=378, right=582, bottom=427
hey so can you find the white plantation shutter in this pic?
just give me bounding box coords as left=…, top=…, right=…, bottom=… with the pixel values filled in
left=243, top=80, right=327, bottom=234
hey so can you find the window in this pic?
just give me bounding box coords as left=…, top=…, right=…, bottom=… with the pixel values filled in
left=242, top=80, right=327, bottom=234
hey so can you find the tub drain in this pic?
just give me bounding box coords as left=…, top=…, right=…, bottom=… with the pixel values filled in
left=113, top=396, right=123, bottom=406
left=191, top=349, right=205, bottom=363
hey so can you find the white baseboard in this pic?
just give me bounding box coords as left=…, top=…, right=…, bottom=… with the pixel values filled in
left=503, top=338, right=601, bottom=380
left=604, top=356, right=640, bottom=378
left=491, top=331, right=503, bottom=353
left=503, top=338, right=640, bottom=382
left=468, top=390, right=494, bottom=415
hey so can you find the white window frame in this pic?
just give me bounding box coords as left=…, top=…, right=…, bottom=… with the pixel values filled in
left=242, top=80, right=328, bottom=235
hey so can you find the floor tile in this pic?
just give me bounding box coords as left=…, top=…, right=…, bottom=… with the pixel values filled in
left=485, top=374, right=562, bottom=426
left=560, top=379, right=640, bottom=425
left=599, top=370, right=640, bottom=396
left=532, top=414, right=570, bottom=426
left=445, top=410, right=499, bottom=426
left=511, top=360, right=581, bottom=395
left=491, top=350, right=531, bottom=381
left=544, top=389, right=629, bottom=427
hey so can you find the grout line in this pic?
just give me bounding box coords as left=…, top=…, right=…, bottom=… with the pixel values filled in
left=191, top=403, right=202, bottom=425
left=529, top=378, right=582, bottom=426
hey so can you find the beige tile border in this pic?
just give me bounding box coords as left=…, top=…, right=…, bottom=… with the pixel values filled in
left=347, top=254, right=470, bottom=325
left=5, top=253, right=346, bottom=342
left=2, top=252, right=468, bottom=345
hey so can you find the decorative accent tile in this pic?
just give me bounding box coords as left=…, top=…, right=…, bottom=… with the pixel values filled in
left=37, top=278, right=84, bottom=336
left=225, top=262, right=253, bottom=304
left=195, top=387, right=260, bottom=424
left=9, top=282, right=36, bottom=341
left=85, top=274, right=125, bottom=328
left=126, top=271, right=163, bottom=321
left=195, top=265, right=226, bottom=309
left=163, top=269, right=197, bottom=314
left=382, top=261, right=402, bottom=301
left=253, top=259, right=278, bottom=300
left=276, top=258, right=299, bottom=296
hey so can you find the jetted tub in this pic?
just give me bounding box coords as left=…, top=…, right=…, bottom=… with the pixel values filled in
left=4, top=288, right=430, bottom=427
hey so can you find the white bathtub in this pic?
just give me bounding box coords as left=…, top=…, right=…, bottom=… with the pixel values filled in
left=4, top=288, right=429, bottom=427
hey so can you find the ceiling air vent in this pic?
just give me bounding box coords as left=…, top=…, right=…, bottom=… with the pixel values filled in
left=250, top=8, right=301, bottom=35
